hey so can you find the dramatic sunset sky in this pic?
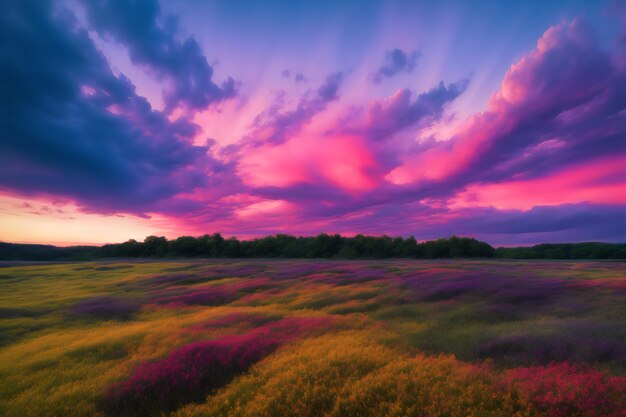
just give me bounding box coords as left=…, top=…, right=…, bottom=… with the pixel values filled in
left=1, top=0, right=625, bottom=246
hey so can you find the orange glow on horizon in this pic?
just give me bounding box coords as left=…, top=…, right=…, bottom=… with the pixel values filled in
left=0, top=195, right=174, bottom=246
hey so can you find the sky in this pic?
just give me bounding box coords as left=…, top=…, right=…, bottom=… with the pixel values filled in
left=1, top=0, right=625, bottom=246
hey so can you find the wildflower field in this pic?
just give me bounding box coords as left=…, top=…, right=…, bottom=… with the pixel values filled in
left=0, top=259, right=624, bottom=417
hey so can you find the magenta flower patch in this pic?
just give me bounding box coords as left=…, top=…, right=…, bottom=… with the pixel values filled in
left=104, top=316, right=332, bottom=415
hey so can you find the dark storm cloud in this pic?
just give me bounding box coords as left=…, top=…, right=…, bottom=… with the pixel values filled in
left=81, top=0, right=237, bottom=111
left=0, top=0, right=228, bottom=213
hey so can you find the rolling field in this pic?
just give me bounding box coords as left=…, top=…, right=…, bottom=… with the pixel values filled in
left=0, top=259, right=624, bottom=417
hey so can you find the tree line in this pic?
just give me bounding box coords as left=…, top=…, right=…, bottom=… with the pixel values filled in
left=1, top=236, right=624, bottom=261
left=496, top=242, right=626, bottom=259
left=100, top=234, right=496, bottom=259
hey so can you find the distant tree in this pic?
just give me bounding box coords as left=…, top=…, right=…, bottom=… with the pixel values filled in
left=496, top=242, right=626, bottom=259
left=337, top=245, right=358, bottom=259
left=212, top=233, right=225, bottom=256
left=222, top=237, right=243, bottom=258
left=142, top=236, right=168, bottom=257
left=423, top=238, right=451, bottom=258
left=171, top=236, right=199, bottom=257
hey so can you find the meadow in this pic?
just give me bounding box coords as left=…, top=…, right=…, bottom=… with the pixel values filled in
left=0, top=259, right=624, bottom=417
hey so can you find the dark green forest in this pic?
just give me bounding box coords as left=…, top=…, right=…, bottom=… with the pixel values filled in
left=100, top=234, right=495, bottom=259
left=1, top=235, right=625, bottom=260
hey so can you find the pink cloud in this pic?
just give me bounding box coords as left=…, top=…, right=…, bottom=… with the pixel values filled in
left=452, top=156, right=626, bottom=210
left=387, top=18, right=620, bottom=189
left=238, top=133, right=379, bottom=193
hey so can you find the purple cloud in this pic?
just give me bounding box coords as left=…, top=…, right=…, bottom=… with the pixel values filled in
left=243, top=72, right=344, bottom=147
left=364, top=79, right=469, bottom=140
left=0, top=0, right=232, bottom=213
left=370, top=48, right=421, bottom=84
left=81, top=0, right=237, bottom=112
left=414, top=19, right=626, bottom=189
